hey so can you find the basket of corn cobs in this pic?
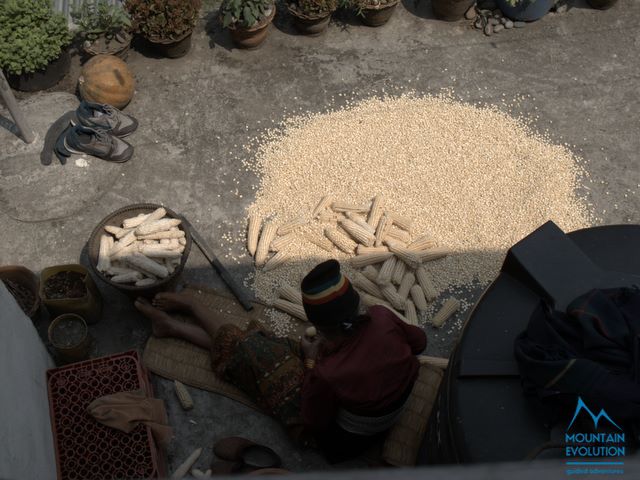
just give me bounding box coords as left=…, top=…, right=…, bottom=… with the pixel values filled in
left=87, top=204, right=192, bottom=296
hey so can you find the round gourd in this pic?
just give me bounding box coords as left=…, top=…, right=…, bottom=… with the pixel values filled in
left=78, top=55, right=135, bottom=109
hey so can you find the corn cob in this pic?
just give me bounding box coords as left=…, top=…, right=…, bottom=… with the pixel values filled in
left=110, top=230, right=137, bottom=256
left=397, top=272, right=416, bottom=303
left=391, top=259, right=406, bottom=285
left=386, top=239, right=421, bottom=269
left=167, top=238, right=181, bottom=250
left=353, top=272, right=384, bottom=298
left=331, top=202, right=370, bottom=213
left=381, top=284, right=405, bottom=310
left=97, top=235, right=111, bottom=272
left=405, top=299, right=418, bottom=326
left=350, top=251, right=393, bottom=269
left=270, top=233, right=297, bottom=252
left=374, top=214, right=391, bottom=247
left=361, top=265, right=379, bottom=282
left=160, top=239, right=171, bottom=245
left=140, top=247, right=182, bottom=259
left=107, top=235, right=115, bottom=250
left=415, top=266, right=438, bottom=302
left=346, top=212, right=376, bottom=235
left=122, top=213, right=150, bottom=229
left=410, top=285, right=428, bottom=311
left=174, top=380, right=194, bottom=410
left=133, top=207, right=166, bottom=229
left=111, top=271, right=143, bottom=284
left=305, top=326, right=317, bottom=338
left=136, top=218, right=181, bottom=236
left=431, top=298, right=460, bottom=328
left=407, top=234, right=437, bottom=251
left=339, top=218, right=375, bottom=246
left=356, top=245, right=389, bottom=255
left=312, top=195, right=332, bottom=218
left=359, top=292, right=392, bottom=309
left=278, top=216, right=305, bottom=236
left=179, top=237, right=187, bottom=246
left=324, top=227, right=357, bottom=254
left=376, top=256, right=397, bottom=286
left=417, top=356, right=449, bottom=369
left=104, top=225, right=126, bottom=237
left=135, top=278, right=156, bottom=287
left=107, top=266, right=138, bottom=276
left=419, top=247, right=450, bottom=262
left=124, top=253, right=169, bottom=278
left=255, top=221, right=277, bottom=266
left=137, top=229, right=185, bottom=240
left=111, top=243, right=138, bottom=260
left=385, top=226, right=411, bottom=244
left=303, top=229, right=335, bottom=252
left=247, top=214, right=261, bottom=257
left=388, top=212, right=413, bottom=232
left=367, top=194, right=384, bottom=228
left=273, top=298, right=307, bottom=321
left=278, top=283, right=303, bottom=305
left=263, top=250, right=290, bottom=272
left=171, top=448, right=202, bottom=480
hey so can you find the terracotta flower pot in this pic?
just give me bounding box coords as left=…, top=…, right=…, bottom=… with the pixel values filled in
left=228, top=6, right=276, bottom=49
left=431, top=0, right=475, bottom=21
left=5, top=49, right=71, bottom=92
left=288, top=6, right=332, bottom=36
left=147, top=31, right=193, bottom=58
left=360, top=0, right=399, bottom=27
left=48, top=314, right=92, bottom=363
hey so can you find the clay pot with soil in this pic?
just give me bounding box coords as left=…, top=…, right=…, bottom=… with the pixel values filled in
left=0, top=266, right=41, bottom=319
left=48, top=314, right=92, bottom=362
left=40, top=265, right=102, bottom=324
left=221, top=0, right=276, bottom=49
left=431, top=0, right=476, bottom=21
left=356, top=0, right=399, bottom=26
left=288, top=0, right=337, bottom=36
left=71, top=0, right=133, bottom=60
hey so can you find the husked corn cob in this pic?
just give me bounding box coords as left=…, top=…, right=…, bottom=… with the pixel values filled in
left=179, top=237, right=187, bottom=246
left=419, top=247, right=449, bottom=262
left=312, top=195, right=332, bottom=218
left=247, top=214, right=261, bottom=257
left=360, top=292, right=392, bottom=309
left=324, top=227, right=357, bottom=254
left=391, top=259, right=406, bottom=285
left=110, top=230, right=137, bottom=256
left=122, top=213, right=150, bottom=229
left=278, top=283, right=303, bottom=305
left=386, top=239, right=421, bottom=269
left=136, top=218, right=181, bottom=236
left=317, top=211, right=342, bottom=223
left=104, top=225, right=126, bottom=237
left=381, top=284, right=405, bottom=310
left=270, top=233, right=297, bottom=252
left=431, top=298, right=460, bottom=328
left=140, top=246, right=182, bottom=259
left=339, top=218, right=375, bottom=246
left=133, top=207, right=166, bottom=230
left=174, top=380, right=194, bottom=410
left=407, top=234, right=437, bottom=251
left=255, top=221, right=277, bottom=266
left=350, top=251, right=393, bottom=269
left=410, top=285, right=428, bottom=310
left=385, top=226, right=411, bottom=244
left=415, top=266, right=438, bottom=301
left=273, top=298, right=307, bottom=321
left=361, top=265, right=379, bottom=282
left=356, top=245, right=389, bottom=255
left=388, top=213, right=413, bottom=232
left=137, top=229, right=185, bottom=240
left=160, top=239, right=171, bottom=245
left=111, top=243, right=138, bottom=260
left=305, top=326, right=317, bottom=338
left=353, top=272, right=384, bottom=298
left=405, top=299, right=418, bottom=326
left=346, top=212, right=376, bottom=235
left=97, top=235, right=111, bottom=272
left=331, top=202, right=370, bottom=213
left=278, top=216, right=305, bottom=236
left=107, top=266, right=138, bottom=276
left=367, top=194, right=384, bottom=228
left=374, top=214, right=390, bottom=247
left=263, top=250, right=290, bottom=272
left=135, top=278, right=156, bottom=287
left=417, top=356, right=449, bottom=369
left=397, top=272, right=416, bottom=302
left=111, top=271, right=143, bottom=284
left=303, top=229, right=335, bottom=252
left=124, top=253, right=169, bottom=278
left=376, top=256, right=397, bottom=285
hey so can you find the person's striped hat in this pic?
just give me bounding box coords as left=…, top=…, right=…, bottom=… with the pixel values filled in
left=301, top=260, right=360, bottom=326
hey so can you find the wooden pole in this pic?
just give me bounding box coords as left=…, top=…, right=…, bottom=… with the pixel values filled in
left=0, top=71, right=35, bottom=144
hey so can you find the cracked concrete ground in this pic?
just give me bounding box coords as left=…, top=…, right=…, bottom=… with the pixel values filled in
left=1, top=0, right=639, bottom=473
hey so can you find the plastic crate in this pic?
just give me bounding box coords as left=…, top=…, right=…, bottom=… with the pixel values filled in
left=47, top=351, right=165, bottom=480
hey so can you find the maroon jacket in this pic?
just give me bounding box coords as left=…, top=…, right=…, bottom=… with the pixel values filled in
left=301, top=305, right=427, bottom=431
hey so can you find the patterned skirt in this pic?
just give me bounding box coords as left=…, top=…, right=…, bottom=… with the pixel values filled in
left=211, top=321, right=305, bottom=433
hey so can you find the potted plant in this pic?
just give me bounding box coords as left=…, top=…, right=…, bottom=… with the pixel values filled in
left=288, top=0, right=338, bottom=36
left=124, top=0, right=202, bottom=58
left=344, top=0, right=399, bottom=27
left=496, top=0, right=555, bottom=21
left=587, top=0, right=618, bottom=8
left=72, top=0, right=133, bottom=60
left=220, top=0, right=276, bottom=49
left=431, top=0, right=475, bottom=21
left=0, top=0, right=72, bottom=92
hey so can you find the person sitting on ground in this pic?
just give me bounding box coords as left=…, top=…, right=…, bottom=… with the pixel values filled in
left=135, top=259, right=427, bottom=463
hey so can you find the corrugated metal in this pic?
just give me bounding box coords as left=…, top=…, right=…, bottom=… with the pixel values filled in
left=53, top=0, right=124, bottom=22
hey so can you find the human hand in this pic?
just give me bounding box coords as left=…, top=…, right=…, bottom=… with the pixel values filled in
left=300, top=334, right=323, bottom=360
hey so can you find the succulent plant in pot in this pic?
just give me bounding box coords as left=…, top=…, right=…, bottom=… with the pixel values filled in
left=342, top=0, right=399, bottom=27
left=288, top=0, right=338, bottom=36
left=72, top=0, right=133, bottom=60
left=124, top=0, right=202, bottom=58
left=0, top=0, right=73, bottom=92
left=496, top=0, right=555, bottom=21
left=220, top=0, right=276, bottom=49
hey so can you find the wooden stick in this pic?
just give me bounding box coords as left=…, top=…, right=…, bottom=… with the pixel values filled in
left=0, top=71, right=35, bottom=143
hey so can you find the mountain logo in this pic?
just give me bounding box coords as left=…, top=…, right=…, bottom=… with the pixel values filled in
left=567, top=397, right=622, bottom=432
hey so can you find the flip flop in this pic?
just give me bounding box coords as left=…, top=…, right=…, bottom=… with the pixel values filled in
left=213, top=437, right=282, bottom=470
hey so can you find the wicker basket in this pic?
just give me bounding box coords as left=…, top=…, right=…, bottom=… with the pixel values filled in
left=86, top=204, right=192, bottom=297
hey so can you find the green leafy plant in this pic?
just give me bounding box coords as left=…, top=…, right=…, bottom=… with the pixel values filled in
left=338, top=0, right=392, bottom=15
left=71, top=0, right=132, bottom=42
left=291, top=0, right=338, bottom=16
left=124, top=0, right=202, bottom=41
left=220, top=0, right=273, bottom=28
left=0, top=0, right=72, bottom=76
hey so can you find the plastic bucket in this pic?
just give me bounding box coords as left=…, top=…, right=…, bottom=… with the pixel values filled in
left=48, top=314, right=92, bottom=362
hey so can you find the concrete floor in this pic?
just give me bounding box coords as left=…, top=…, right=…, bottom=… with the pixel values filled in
left=1, top=0, right=639, bottom=474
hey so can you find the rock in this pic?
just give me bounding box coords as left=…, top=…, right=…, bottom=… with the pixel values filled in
left=504, top=19, right=514, bottom=29
left=513, top=21, right=526, bottom=28
left=489, top=17, right=500, bottom=26
left=493, top=24, right=504, bottom=33
left=555, top=3, right=568, bottom=13
left=474, top=17, right=484, bottom=29
left=500, top=16, right=507, bottom=24
left=465, top=5, right=477, bottom=20
left=484, top=24, right=493, bottom=36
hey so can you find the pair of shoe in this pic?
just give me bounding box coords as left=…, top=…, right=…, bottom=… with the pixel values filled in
left=210, top=437, right=288, bottom=476
left=54, top=101, right=138, bottom=164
